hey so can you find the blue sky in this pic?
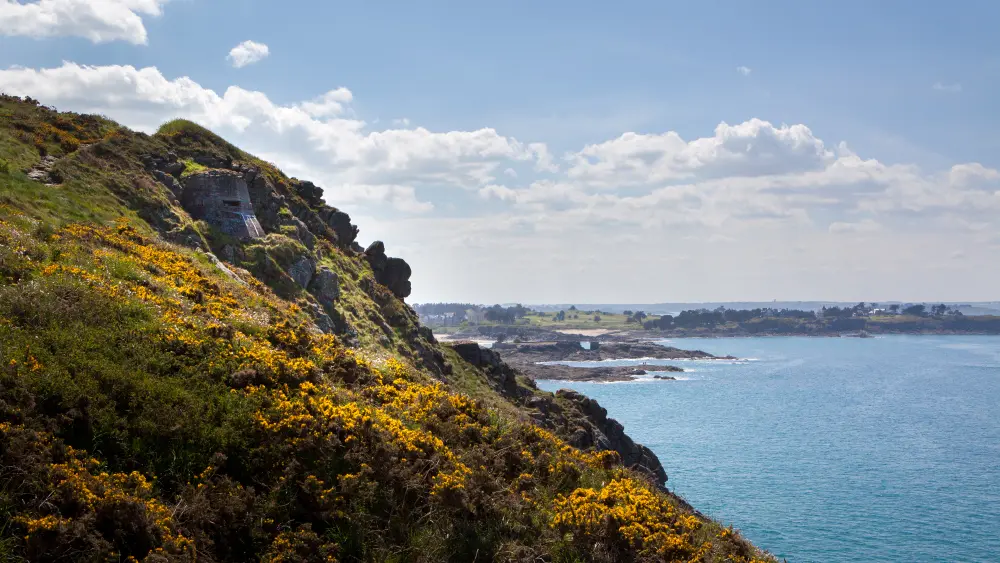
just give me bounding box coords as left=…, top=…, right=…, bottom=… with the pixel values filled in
left=2, top=0, right=999, bottom=303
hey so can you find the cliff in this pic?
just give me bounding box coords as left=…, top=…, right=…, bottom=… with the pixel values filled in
left=0, top=95, right=773, bottom=562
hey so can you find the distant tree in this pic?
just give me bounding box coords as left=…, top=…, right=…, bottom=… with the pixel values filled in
left=593, top=315, right=601, bottom=322
left=931, top=304, right=948, bottom=316
left=888, top=304, right=900, bottom=314
left=569, top=305, right=577, bottom=311
left=903, top=304, right=927, bottom=317
left=555, top=311, right=566, bottom=321
left=623, top=310, right=634, bottom=317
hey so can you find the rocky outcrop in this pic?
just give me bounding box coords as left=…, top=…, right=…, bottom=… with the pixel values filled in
left=287, top=255, right=316, bottom=288
left=27, top=155, right=59, bottom=184
left=364, top=241, right=412, bottom=299
left=309, top=267, right=340, bottom=310
left=292, top=179, right=324, bottom=207
left=317, top=206, right=359, bottom=247
left=555, top=389, right=669, bottom=486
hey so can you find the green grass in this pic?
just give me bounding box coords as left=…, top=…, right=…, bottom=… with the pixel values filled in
left=179, top=158, right=208, bottom=177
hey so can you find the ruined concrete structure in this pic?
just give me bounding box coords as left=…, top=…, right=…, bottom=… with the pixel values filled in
left=181, top=170, right=264, bottom=239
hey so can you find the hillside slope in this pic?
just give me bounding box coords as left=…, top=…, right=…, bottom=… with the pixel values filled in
left=0, top=95, right=773, bottom=562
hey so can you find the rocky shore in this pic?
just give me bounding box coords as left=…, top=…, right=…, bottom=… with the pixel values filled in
left=527, top=363, right=682, bottom=382
left=494, top=339, right=729, bottom=362
left=482, top=339, right=733, bottom=382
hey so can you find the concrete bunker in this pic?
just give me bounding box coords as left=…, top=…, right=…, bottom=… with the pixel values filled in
left=181, top=169, right=265, bottom=239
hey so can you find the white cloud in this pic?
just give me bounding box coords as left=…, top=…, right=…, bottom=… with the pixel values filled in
left=227, top=40, right=270, bottom=68
left=566, top=119, right=834, bottom=188
left=0, top=0, right=168, bottom=44
left=829, top=219, right=883, bottom=234
left=2, top=60, right=999, bottom=302
left=298, top=88, right=353, bottom=118
left=932, top=82, right=962, bottom=93
left=736, top=65, right=752, bottom=76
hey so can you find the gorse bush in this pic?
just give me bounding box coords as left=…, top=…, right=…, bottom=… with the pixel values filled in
left=0, top=95, right=774, bottom=562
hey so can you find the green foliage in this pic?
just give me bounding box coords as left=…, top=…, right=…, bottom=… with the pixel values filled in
left=179, top=158, right=208, bottom=177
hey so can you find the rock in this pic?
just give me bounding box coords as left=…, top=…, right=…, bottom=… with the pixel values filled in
left=556, top=389, right=668, bottom=486
left=364, top=241, right=412, bottom=299
left=448, top=341, right=521, bottom=398
left=309, top=267, right=340, bottom=309
left=181, top=170, right=264, bottom=239
left=318, top=206, right=359, bottom=247
left=283, top=215, right=316, bottom=249
left=219, top=244, right=244, bottom=264
left=307, top=302, right=336, bottom=334
left=292, top=179, right=324, bottom=207
left=152, top=170, right=183, bottom=198
left=382, top=257, right=412, bottom=299
left=193, top=154, right=230, bottom=169
left=26, top=155, right=59, bottom=184
left=365, top=241, right=388, bottom=270
left=201, top=251, right=245, bottom=285
left=164, top=161, right=185, bottom=177
left=287, top=255, right=316, bottom=288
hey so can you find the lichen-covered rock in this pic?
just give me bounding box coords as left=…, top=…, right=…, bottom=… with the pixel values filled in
left=287, top=255, right=316, bottom=288
left=309, top=267, right=340, bottom=309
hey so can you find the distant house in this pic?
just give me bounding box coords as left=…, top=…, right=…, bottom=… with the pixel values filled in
left=465, top=309, right=485, bottom=324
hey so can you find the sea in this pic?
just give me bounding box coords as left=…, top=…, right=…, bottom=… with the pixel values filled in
left=535, top=335, right=1000, bottom=563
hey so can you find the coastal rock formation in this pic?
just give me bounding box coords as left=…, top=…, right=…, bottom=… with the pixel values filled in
left=309, top=267, right=340, bottom=310
left=556, top=389, right=670, bottom=486
left=181, top=170, right=264, bottom=239
left=446, top=341, right=670, bottom=486
left=495, top=340, right=721, bottom=364
left=526, top=363, right=683, bottom=382
left=365, top=241, right=412, bottom=299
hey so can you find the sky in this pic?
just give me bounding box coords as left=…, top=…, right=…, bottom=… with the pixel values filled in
left=1, top=0, right=999, bottom=304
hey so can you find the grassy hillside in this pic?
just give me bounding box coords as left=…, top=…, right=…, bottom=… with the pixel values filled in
left=0, top=95, right=773, bottom=562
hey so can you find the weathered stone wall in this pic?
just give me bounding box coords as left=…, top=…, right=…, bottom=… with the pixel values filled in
left=182, top=170, right=264, bottom=239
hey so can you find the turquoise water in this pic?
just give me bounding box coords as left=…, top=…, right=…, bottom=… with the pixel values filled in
left=536, top=336, right=1000, bottom=562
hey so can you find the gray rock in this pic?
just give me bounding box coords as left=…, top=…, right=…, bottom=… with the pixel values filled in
left=318, top=206, right=359, bottom=246
left=202, top=251, right=245, bottom=285
left=309, top=267, right=340, bottom=309
left=284, top=216, right=316, bottom=249
left=287, top=255, right=316, bottom=288
left=164, top=162, right=185, bottom=177
left=193, top=154, right=230, bottom=169
left=153, top=170, right=183, bottom=198
left=292, top=179, right=324, bottom=207
left=307, top=302, right=336, bottom=334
